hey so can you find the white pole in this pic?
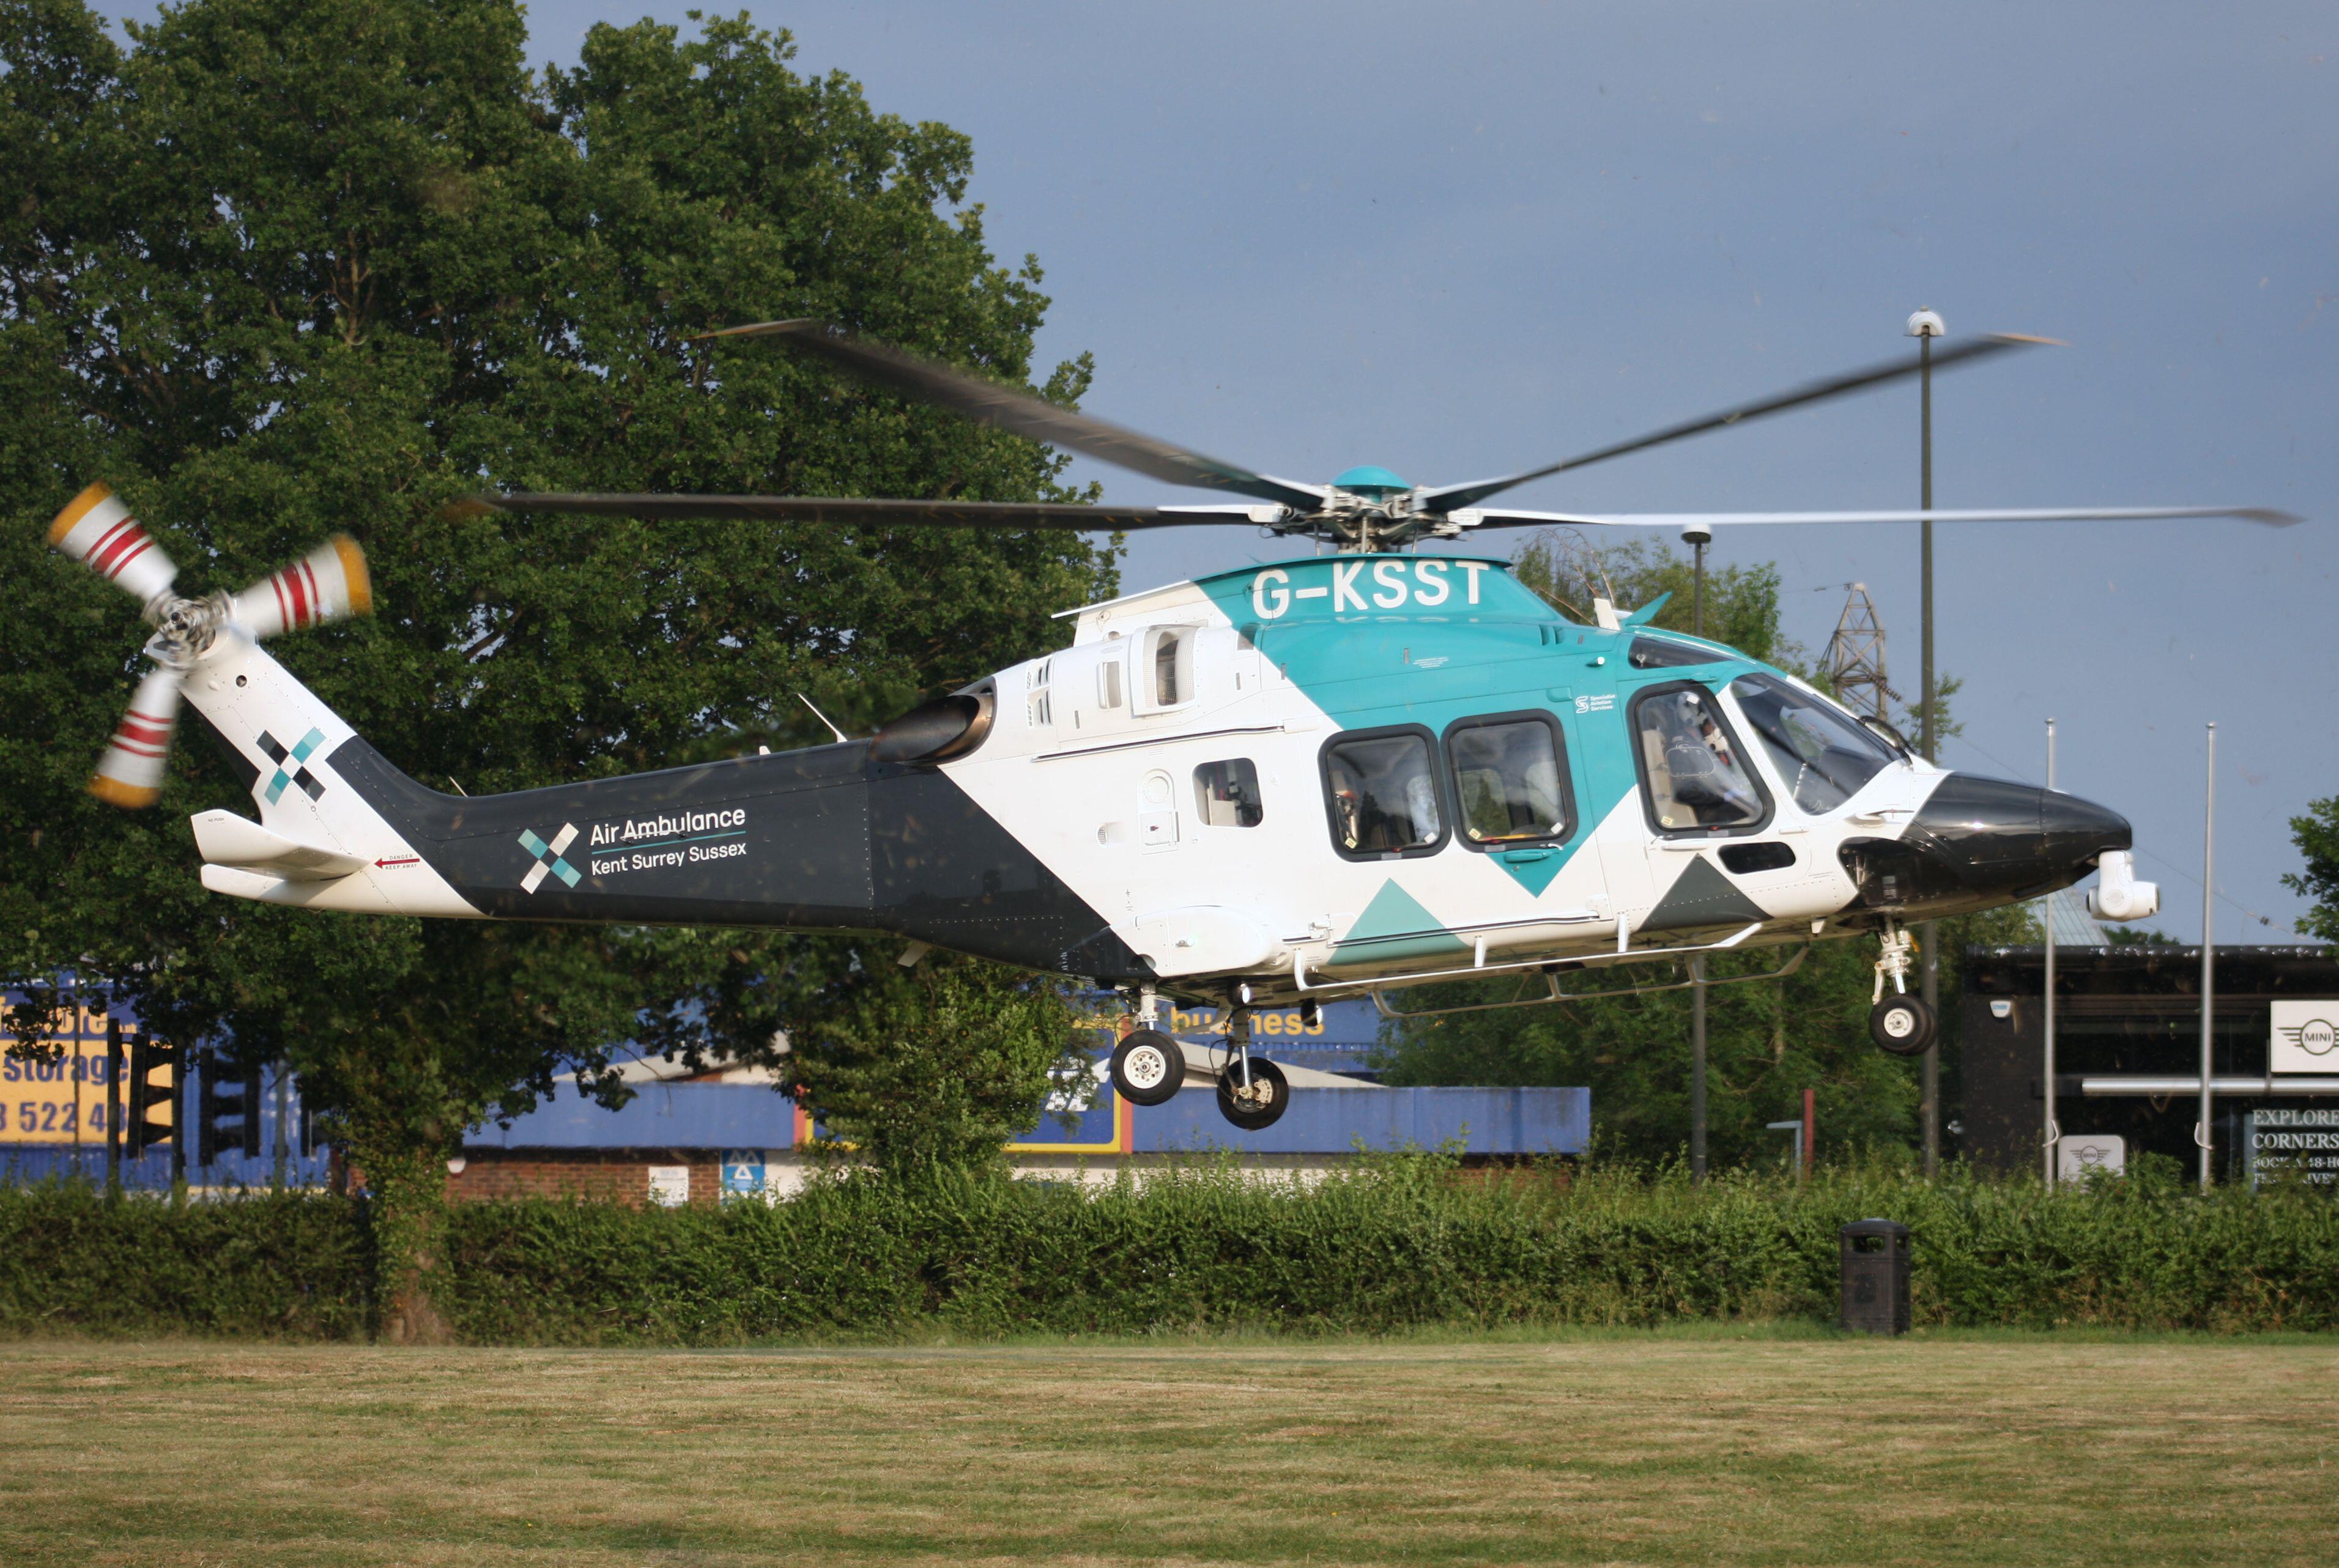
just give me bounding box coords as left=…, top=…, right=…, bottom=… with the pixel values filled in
left=2044, top=717, right=2058, bottom=1188
left=2199, top=722, right=2217, bottom=1191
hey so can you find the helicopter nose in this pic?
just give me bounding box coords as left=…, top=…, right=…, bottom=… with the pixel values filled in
left=1905, top=773, right=2131, bottom=896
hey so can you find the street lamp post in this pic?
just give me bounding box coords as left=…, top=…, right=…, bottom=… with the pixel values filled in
left=2043, top=717, right=2059, bottom=1188
left=1907, top=306, right=1945, bottom=1180
left=2200, top=722, right=2217, bottom=1190
left=1686, top=523, right=1712, bottom=1182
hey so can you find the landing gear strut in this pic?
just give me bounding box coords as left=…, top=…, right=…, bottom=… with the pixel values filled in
left=1869, top=922, right=1937, bottom=1056
left=1215, top=1004, right=1290, bottom=1131
left=1110, top=985, right=1185, bottom=1107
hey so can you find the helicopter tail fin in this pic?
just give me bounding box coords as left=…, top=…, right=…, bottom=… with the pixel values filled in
left=178, top=634, right=483, bottom=917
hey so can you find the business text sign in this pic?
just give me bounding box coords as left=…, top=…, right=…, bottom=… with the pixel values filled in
left=2245, top=1108, right=2339, bottom=1189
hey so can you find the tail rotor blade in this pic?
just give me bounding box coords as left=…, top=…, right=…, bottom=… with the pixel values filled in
left=89, top=665, right=184, bottom=809
left=228, top=535, right=372, bottom=638
left=48, top=483, right=179, bottom=608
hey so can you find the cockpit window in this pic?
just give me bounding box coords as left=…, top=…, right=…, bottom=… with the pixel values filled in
left=1729, top=673, right=1897, bottom=815
left=1631, top=684, right=1768, bottom=833
left=1322, top=728, right=1447, bottom=858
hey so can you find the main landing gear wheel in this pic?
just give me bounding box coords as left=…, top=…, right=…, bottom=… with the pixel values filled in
left=1869, top=995, right=1937, bottom=1056
left=1217, top=1057, right=1289, bottom=1131
left=1110, top=1029, right=1186, bottom=1106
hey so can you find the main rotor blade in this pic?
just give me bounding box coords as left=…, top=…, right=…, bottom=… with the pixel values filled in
left=1450, top=503, right=2304, bottom=530
left=453, top=494, right=1284, bottom=530
left=1419, top=334, right=2057, bottom=515
left=89, top=664, right=183, bottom=809
left=698, top=319, right=1327, bottom=514
left=48, top=483, right=179, bottom=609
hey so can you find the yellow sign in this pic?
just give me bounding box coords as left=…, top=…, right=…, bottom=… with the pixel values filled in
left=1073, top=1005, right=1329, bottom=1040
left=0, top=1003, right=145, bottom=1146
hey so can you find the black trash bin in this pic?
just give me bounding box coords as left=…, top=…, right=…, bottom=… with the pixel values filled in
left=1839, top=1218, right=1910, bottom=1335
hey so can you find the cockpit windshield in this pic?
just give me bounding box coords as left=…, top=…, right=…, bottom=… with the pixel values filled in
left=1729, top=673, right=1898, bottom=815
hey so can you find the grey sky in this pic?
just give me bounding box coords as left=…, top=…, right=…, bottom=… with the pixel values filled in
left=103, top=1, right=2339, bottom=937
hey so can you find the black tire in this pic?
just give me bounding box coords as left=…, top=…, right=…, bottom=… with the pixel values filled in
left=1110, top=1029, right=1186, bottom=1106
left=1216, top=1056, right=1290, bottom=1130
left=1869, top=994, right=1935, bottom=1056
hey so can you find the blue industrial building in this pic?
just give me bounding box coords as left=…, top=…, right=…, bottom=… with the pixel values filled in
left=6, top=986, right=1587, bottom=1205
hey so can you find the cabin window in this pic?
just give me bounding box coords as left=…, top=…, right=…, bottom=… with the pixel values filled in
left=1444, top=712, right=1573, bottom=846
left=1321, top=727, right=1447, bottom=859
left=1193, top=759, right=1264, bottom=827
left=1631, top=683, right=1769, bottom=834
left=1728, top=673, right=1896, bottom=815
left=1097, top=657, right=1122, bottom=709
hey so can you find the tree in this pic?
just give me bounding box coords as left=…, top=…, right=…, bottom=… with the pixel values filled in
left=1, top=0, right=1113, bottom=1334
left=638, top=940, right=1088, bottom=1175
left=1379, top=906, right=2035, bottom=1166
left=1513, top=531, right=1795, bottom=667
left=2284, top=797, right=2339, bottom=944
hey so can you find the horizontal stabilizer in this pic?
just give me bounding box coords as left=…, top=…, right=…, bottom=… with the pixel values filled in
left=190, top=809, right=365, bottom=879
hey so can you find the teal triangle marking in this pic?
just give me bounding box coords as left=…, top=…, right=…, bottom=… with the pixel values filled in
left=1330, top=879, right=1470, bottom=966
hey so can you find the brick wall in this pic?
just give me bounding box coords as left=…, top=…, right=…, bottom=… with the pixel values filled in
left=445, top=1148, right=723, bottom=1207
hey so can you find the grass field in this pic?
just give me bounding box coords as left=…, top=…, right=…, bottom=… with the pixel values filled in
left=2, top=1330, right=2335, bottom=1566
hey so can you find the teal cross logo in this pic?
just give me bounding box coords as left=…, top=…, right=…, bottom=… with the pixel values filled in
left=258, top=727, right=328, bottom=804
left=519, top=824, right=582, bottom=893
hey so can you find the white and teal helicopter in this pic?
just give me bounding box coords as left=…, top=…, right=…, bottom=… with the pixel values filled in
left=50, top=321, right=2296, bottom=1129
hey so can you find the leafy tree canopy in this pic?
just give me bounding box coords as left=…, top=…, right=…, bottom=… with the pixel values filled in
left=1, top=0, right=1112, bottom=1321
left=1514, top=531, right=1793, bottom=668
left=2283, top=797, right=2339, bottom=945
left=1377, top=906, right=2036, bottom=1166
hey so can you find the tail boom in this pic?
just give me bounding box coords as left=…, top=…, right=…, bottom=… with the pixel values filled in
left=178, top=635, right=1146, bottom=978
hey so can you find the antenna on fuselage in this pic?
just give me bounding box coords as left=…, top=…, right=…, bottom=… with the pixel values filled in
left=797, top=693, right=848, bottom=745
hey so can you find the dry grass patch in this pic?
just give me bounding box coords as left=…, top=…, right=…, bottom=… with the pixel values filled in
left=1, top=1334, right=2333, bottom=1566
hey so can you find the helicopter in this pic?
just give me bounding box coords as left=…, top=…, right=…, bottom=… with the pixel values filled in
left=48, top=319, right=2298, bottom=1130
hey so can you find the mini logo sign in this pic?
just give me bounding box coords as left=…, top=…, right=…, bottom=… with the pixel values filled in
left=517, top=824, right=581, bottom=893
left=2270, top=1001, right=2339, bottom=1074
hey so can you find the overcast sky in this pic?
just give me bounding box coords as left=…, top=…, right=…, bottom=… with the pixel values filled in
left=105, top=1, right=2339, bottom=937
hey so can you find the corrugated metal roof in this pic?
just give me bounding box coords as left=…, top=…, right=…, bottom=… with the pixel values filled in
left=2045, top=886, right=2111, bottom=948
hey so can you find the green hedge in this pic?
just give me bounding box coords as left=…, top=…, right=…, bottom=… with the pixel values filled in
left=0, top=1185, right=371, bottom=1339
left=4, top=1159, right=2335, bottom=1342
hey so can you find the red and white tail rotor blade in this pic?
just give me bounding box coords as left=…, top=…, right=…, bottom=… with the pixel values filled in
left=89, top=665, right=183, bottom=809
left=228, top=535, right=372, bottom=638
left=48, top=483, right=179, bottom=608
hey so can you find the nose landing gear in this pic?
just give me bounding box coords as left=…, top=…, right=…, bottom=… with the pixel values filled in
left=1215, top=1006, right=1290, bottom=1131
left=1868, top=922, right=1937, bottom=1056
left=1216, top=1005, right=1291, bottom=1131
